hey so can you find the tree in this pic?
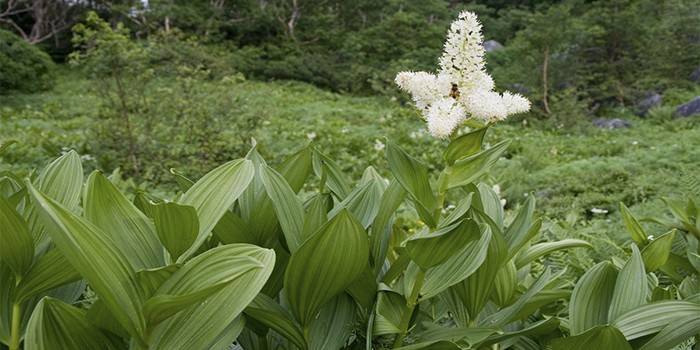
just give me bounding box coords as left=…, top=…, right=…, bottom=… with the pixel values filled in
left=0, top=0, right=76, bottom=44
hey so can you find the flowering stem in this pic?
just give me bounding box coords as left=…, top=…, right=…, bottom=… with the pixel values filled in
left=9, top=301, right=21, bottom=350
left=392, top=269, right=426, bottom=348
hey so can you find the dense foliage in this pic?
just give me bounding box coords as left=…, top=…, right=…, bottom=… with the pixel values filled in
left=0, top=29, right=55, bottom=94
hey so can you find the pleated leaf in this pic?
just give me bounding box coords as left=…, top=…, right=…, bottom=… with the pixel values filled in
left=244, top=293, right=306, bottom=349
left=640, top=314, right=700, bottom=350
left=151, top=202, right=198, bottom=261
left=504, top=196, right=537, bottom=257
left=24, top=297, right=121, bottom=350
left=148, top=244, right=274, bottom=350
left=373, top=291, right=407, bottom=335
left=84, top=171, right=164, bottom=269
left=551, top=325, right=631, bottom=350
left=515, top=239, right=592, bottom=268
left=28, top=181, right=147, bottom=344
left=312, top=149, right=352, bottom=199
left=179, top=159, right=255, bottom=259
left=143, top=245, right=267, bottom=328
left=370, top=180, right=405, bottom=273
left=445, top=140, right=510, bottom=189
left=620, top=203, right=648, bottom=245
left=285, top=210, right=369, bottom=326
left=328, top=176, right=384, bottom=229
left=569, top=261, right=617, bottom=335
left=406, top=220, right=476, bottom=270
left=641, top=230, right=676, bottom=271
left=387, top=142, right=436, bottom=227
left=480, top=268, right=551, bottom=327
left=608, top=244, right=647, bottom=320
left=14, top=248, right=81, bottom=303
left=260, top=164, right=305, bottom=252
left=276, top=145, right=313, bottom=193
left=308, top=293, right=357, bottom=350
left=0, top=195, right=34, bottom=276
left=444, top=126, right=488, bottom=165
left=613, top=301, right=700, bottom=340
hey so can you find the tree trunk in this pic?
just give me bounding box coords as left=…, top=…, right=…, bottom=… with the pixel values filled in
left=542, top=46, right=551, bottom=115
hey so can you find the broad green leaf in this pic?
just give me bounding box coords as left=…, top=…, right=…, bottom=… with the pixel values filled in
left=0, top=195, right=34, bottom=276
left=515, top=239, right=592, bottom=268
left=473, top=183, right=504, bottom=230
left=329, top=176, right=384, bottom=229
left=151, top=202, right=198, bottom=260
left=244, top=294, right=306, bottom=349
left=135, top=265, right=181, bottom=300
left=84, top=171, right=164, bottom=269
left=87, top=299, right=129, bottom=339
left=208, top=316, right=246, bottom=350
left=641, top=230, right=676, bottom=271
left=212, top=210, right=256, bottom=244
left=169, top=168, right=194, bottom=192
left=620, top=203, right=648, bottom=245
left=28, top=181, right=146, bottom=343
left=285, top=210, right=369, bottom=326
left=313, top=149, right=351, bottom=199
left=25, top=297, right=121, bottom=350
left=405, top=220, right=476, bottom=270
left=387, top=142, right=436, bottom=227
left=418, top=326, right=497, bottom=345
left=551, top=325, right=631, bottom=350
left=481, top=269, right=551, bottom=327
left=569, top=261, right=617, bottom=335
left=481, top=317, right=559, bottom=346
left=421, top=221, right=491, bottom=299
left=14, top=248, right=81, bottom=303
left=277, top=145, right=313, bottom=193
left=26, top=151, right=83, bottom=248
left=444, top=126, right=488, bottom=165
left=144, top=245, right=267, bottom=328
left=445, top=140, right=510, bottom=189
left=179, top=159, right=255, bottom=259
left=373, top=291, right=406, bottom=335
left=260, top=164, right=305, bottom=252
left=492, top=260, right=517, bottom=306
left=309, top=293, right=357, bottom=350
left=613, top=301, right=700, bottom=340
left=640, top=314, right=700, bottom=350
left=504, top=196, right=537, bottom=257
left=608, top=244, right=647, bottom=320
left=148, top=244, right=274, bottom=350
left=439, top=193, right=473, bottom=228
left=370, top=180, right=405, bottom=273
left=302, top=193, right=332, bottom=240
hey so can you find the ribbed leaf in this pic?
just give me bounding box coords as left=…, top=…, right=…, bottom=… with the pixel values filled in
left=481, top=269, right=551, bottom=327
left=0, top=195, right=34, bottom=276
left=143, top=245, right=266, bottom=328
left=608, top=244, right=647, bottom=320
left=179, top=159, right=255, bottom=259
left=421, top=221, right=490, bottom=299
left=439, top=193, right=473, bottom=228
left=515, top=239, right=592, bottom=268
left=26, top=151, right=83, bottom=248
left=641, top=230, right=676, bottom=271
left=473, top=183, right=504, bottom=230
left=370, top=180, right=405, bottom=273
left=613, top=301, right=700, bottom=340
left=505, top=196, right=537, bottom=258
left=329, top=176, right=384, bottom=229
left=620, top=203, right=648, bottom=245
left=373, top=291, right=406, bottom=335
left=260, top=164, right=305, bottom=252
left=444, top=126, right=488, bottom=165
left=387, top=142, right=436, bottom=227
left=84, top=171, right=164, bottom=269
left=136, top=265, right=180, bottom=299
left=569, top=261, right=617, bottom=335
left=14, top=248, right=81, bottom=303
left=445, top=140, right=510, bottom=189
left=212, top=210, right=256, bottom=244
left=312, top=149, right=351, bottom=199
left=309, top=293, right=357, bottom=350
left=640, top=314, right=700, bottom=350
left=406, top=220, right=476, bottom=270
left=244, top=294, right=306, bottom=349
left=151, top=202, right=198, bottom=261
left=492, top=260, right=517, bottom=306
left=277, top=145, right=313, bottom=193
left=25, top=297, right=121, bottom=350
left=28, top=181, right=147, bottom=343
left=285, top=210, right=369, bottom=326
left=148, top=244, right=274, bottom=350
left=302, top=193, right=332, bottom=240
left=551, top=325, right=631, bottom=350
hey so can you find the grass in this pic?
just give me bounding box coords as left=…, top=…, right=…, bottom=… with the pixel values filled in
left=1, top=67, right=699, bottom=247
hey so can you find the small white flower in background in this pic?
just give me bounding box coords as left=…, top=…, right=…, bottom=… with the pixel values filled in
left=590, top=208, right=608, bottom=215
left=492, top=184, right=501, bottom=194
left=306, top=132, right=317, bottom=140
left=395, top=11, right=530, bottom=138
left=374, top=139, right=385, bottom=151
left=647, top=234, right=655, bottom=241
left=632, top=141, right=639, bottom=145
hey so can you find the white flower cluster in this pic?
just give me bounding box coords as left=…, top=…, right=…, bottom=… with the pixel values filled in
left=395, top=11, right=530, bottom=138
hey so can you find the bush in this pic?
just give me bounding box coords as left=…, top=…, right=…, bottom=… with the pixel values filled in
left=0, top=30, right=55, bottom=94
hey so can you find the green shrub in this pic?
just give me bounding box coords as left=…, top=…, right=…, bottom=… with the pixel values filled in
left=0, top=30, right=55, bottom=94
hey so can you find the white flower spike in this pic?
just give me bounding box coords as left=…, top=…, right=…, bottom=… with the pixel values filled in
left=396, top=11, right=530, bottom=138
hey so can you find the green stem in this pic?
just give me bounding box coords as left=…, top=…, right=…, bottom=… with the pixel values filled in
left=9, top=301, right=22, bottom=350
left=432, top=171, right=450, bottom=224
left=392, top=269, right=426, bottom=348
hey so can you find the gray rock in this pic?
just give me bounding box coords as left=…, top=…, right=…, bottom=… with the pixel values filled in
left=690, top=67, right=700, bottom=82
left=483, top=40, right=504, bottom=52
left=593, top=118, right=631, bottom=129
left=675, top=96, right=700, bottom=117
left=636, top=93, right=663, bottom=116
